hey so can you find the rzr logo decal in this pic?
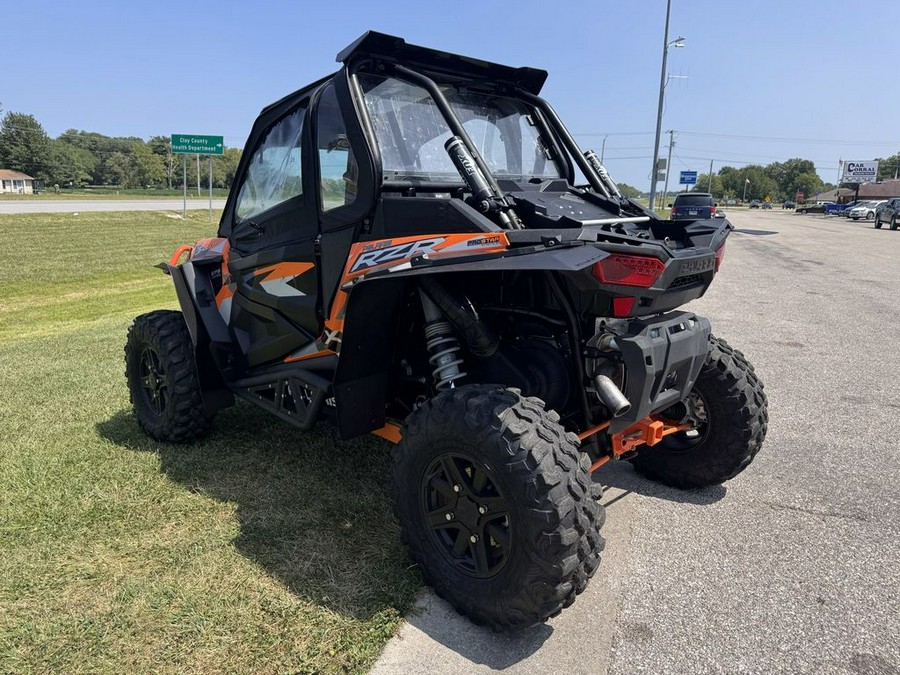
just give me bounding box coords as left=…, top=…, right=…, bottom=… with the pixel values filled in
left=350, top=238, right=445, bottom=272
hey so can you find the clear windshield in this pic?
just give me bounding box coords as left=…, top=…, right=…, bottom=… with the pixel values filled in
left=359, top=74, right=562, bottom=182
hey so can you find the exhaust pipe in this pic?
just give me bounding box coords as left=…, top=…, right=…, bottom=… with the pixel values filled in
left=594, top=374, right=631, bottom=418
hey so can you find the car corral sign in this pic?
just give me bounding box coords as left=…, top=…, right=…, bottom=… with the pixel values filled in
left=841, top=160, right=879, bottom=184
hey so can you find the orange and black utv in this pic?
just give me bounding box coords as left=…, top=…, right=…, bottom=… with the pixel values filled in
left=126, top=32, right=767, bottom=630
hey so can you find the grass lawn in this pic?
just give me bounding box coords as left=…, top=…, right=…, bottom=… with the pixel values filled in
left=0, top=211, right=419, bottom=673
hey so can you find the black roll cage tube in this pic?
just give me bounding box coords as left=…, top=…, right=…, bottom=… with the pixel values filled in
left=346, top=60, right=616, bottom=221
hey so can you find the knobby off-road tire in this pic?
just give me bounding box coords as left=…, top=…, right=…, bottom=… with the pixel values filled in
left=630, top=335, right=768, bottom=489
left=392, top=385, right=605, bottom=630
left=125, top=310, right=212, bottom=443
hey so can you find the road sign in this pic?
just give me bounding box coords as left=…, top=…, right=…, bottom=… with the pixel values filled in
left=841, top=160, right=878, bottom=184
left=680, top=171, right=698, bottom=185
left=171, top=134, right=224, bottom=155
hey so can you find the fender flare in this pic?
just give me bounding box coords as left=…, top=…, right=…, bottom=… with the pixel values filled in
left=163, top=262, right=235, bottom=414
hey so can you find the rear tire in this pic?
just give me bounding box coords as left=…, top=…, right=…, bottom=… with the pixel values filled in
left=875, top=215, right=882, bottom=229
left=125, top=310, right=213, bottom=443
left=630, top=336, right=767, bottom=489
left=392, top=385, right=604, bottom=630
left=891, top=216, right=898, bottom=231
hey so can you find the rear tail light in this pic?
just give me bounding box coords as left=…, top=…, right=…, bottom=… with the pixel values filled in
left=714, top=243, right=726, bottom=272
left=710, top=205, right=716, bottom=216
left=670, top=207, right=677, bottom=217
left=612, top=297, right=635, bottom=317
left=592, top=253, right=666, bottom=288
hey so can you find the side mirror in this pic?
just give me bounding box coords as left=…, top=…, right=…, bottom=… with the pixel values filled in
left=667, top=203, right=673, bottom=207
left=713, top=203, right=718, bottom=207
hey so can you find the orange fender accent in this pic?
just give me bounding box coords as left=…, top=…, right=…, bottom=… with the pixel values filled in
left=372, top=422, right=403, bottom=444
left=169, top=245, right=193, bottom=266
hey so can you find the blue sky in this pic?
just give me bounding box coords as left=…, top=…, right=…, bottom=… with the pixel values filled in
left=4, top=0, right=900, bottom=190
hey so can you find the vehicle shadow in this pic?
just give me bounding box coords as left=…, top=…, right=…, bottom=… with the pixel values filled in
left=597, top=460, right=727, bottom=506
left=384, top=592, right=554, bottom=669
left=96, top=404, right=421, bottom=623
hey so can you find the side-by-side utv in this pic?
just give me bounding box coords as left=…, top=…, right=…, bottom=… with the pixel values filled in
left=125, top=32, right=767, bottom=630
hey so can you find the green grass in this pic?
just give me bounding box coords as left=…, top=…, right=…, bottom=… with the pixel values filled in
left=0, top=211, right=420, bottom=673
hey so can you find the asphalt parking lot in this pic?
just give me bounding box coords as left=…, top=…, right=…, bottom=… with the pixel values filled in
left=373, top=209, right=900, bottom=674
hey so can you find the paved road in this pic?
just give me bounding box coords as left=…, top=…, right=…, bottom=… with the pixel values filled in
left=372, top=210, right=900, bottom=675
left=0, top=199, right=226, bottom=214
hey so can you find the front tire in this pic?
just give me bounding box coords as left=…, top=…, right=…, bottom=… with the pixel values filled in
left=392, top=385, right=604, bottom=630
left=125, top=310, right=212, bottom=443
left=875, top=215, right=882, bottom=229
left=891, top=216, right=898, bottom=231
left=630, top=336, right=767, bottom=489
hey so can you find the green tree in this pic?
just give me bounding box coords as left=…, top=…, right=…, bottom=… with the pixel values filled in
left=693, top=173, right=724, bottom=199
left=148, top=135, right=175, bottom=188
left=793, top=171, right=824, bottom=202
left=131, top=142, right=165, bottom=187
left=876, top=153, right=900, bottom=181
left=46, top=139, right=95, bottom=186
left=0, top=112, right=52, bottom=180
left=617, top=182, right=640, bottom=199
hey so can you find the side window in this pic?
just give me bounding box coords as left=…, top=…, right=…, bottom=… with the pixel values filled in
left=235, top=105, right=306, bottom=221
left=316, top=84, right=358, bottom=212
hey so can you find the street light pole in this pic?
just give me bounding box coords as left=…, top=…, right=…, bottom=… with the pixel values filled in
left=743, top=178, right=750, bottom=202
left=648, top=1, right=684, bottom=211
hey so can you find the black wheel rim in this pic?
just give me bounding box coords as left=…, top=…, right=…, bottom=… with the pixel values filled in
left=420, top=452, right=512, bottom=579
left=659, top=390, right=711, bottom=453
left=139, top=347, right=168, bottom=415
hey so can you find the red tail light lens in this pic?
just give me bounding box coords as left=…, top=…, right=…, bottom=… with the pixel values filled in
left=714, top=243, right=726, bottom=272
left=612, top=297, right=635, bottom=317
left=710, top=205, right=716, bottom=217
left=592, top=254, right=666, bottom=288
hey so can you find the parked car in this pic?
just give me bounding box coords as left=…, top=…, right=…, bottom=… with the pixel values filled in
left=669, top=192, right=716, bottom=220
left=796, top=202, right=829, bottom=214
left=761, top=201, right=773, bottom=209
left=847, top=200, right=884, bottom=221
left=782, top=200, right=796, bottom=209
left=825, top=203, right=852, bottom=216
left=874, top=197, right=900, bottom=229
left=726, top=199, right=737, bottom=206
left=749, top=200, right=761, bottom=209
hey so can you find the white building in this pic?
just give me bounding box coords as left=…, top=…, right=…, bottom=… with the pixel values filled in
left=0, top=169, right=36, bottom=194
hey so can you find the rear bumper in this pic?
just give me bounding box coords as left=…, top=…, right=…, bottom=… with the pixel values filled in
left=611, top=311, right=711, bottom=432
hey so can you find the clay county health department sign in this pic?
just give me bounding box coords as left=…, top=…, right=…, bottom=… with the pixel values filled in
left=841, top=161, right=878, bottom=184
left=171, top=134, right=224, bottom=155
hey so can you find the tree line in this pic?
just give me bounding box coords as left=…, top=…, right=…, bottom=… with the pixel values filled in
left=0, top=105, right=241, bottom=190
left=689, top=158, right=831, bottom=202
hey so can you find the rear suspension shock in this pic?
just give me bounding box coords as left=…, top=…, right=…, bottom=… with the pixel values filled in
left=419, top=287, right=466, bottom=389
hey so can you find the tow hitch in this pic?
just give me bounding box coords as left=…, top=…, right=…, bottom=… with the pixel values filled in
left=579, top=416, right=693, bottom=472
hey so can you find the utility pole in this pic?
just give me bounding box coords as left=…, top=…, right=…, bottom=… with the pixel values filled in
left=708, top=159, right=714, bottom=193
left=196, top=154, right=201, bottom=197
left=649, top=1, right=684, bottom=210
left=662, top=130, right=675, bottom=209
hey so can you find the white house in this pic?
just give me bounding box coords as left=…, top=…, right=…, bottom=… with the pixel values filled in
left=0, top=169, right=36, bottom=194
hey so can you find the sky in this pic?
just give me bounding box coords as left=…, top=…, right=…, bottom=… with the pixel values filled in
left=4, top=0, right=900, bottom=192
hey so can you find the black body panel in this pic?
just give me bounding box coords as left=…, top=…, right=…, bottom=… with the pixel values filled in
left=613, top=312, right=711, bottom=433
